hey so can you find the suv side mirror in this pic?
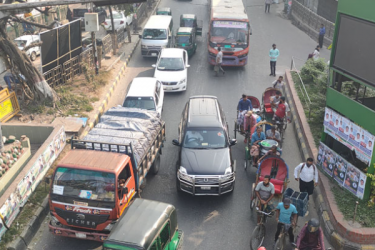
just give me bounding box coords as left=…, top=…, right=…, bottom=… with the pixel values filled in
left=172, top=139, right=180, bottom=146
left=230, top=139, right=237, bottom=146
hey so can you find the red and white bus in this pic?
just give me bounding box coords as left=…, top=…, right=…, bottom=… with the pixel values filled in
left=208, top=0, right=251, bottom=66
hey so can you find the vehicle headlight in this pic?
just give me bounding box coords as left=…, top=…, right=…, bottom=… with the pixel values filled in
left=141, top=45, right=147, bottom=49
left=224, top=167, right=232, bottom=175
left=178, top=166, right=193, bottom=182
left=104, top=221, right=117, bottom=231
left=179, top=79, right=186, bottom=85
left=51, top=215, right=59, bottom=223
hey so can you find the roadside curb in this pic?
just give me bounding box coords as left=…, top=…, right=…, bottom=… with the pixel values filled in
left=7, top=196, right=49, bottom=250
left=81, top=1, right=161, bottom=139
left=283, top=70, right=375, bottom=250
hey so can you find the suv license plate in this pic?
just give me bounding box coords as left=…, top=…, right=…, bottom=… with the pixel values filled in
left=201, top=186, right=211, bottom=190
left=151, top=53, right=157, bottom=56
left=76, top=233, right=86, bottom=239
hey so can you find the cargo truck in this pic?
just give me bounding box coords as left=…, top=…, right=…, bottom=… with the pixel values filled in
left=47, top=107, right=165, bottom=241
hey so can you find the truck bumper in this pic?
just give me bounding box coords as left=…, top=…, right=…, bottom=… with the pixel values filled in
left=141, top=48, right=161, bottom=57
left=49, top=222, right=109, bottom=242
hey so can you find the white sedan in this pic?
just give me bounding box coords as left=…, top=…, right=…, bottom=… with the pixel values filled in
left=103, top=11, right=133, bottom=30
left=153, top=48, right=190, bottom=92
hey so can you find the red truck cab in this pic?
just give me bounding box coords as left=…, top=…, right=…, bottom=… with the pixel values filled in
left=48, top=149, right=136, bottom=241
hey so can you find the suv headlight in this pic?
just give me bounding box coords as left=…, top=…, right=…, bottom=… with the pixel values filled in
left=179, top=79, right=186, bottom=85
left=224, top=167, right=232, bottom=175
left=178, top=166, right=193, bottom=182
left=141, top=45, right=147, bottom=49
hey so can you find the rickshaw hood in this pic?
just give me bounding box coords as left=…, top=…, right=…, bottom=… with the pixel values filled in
left=180, top=147, right=230, bottom=175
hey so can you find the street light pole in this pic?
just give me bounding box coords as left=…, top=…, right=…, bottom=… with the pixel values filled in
left=90, top=3, right=99, bottom=75
left=0, top=122, right=3, bottom=153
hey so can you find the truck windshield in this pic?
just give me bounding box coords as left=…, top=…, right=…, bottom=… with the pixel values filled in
left=123, top=96, right=156, bottom=110
left=142, top=29, right=167, bottom=40
left=210, top=21, right=248, bottom=45
left=157, top=58, right=184, bottom=71
left=53, top=168, right=116, bottom=202
left=176, top=35, right=191, bottom=45
left=183, top=128, right=227, bottom=149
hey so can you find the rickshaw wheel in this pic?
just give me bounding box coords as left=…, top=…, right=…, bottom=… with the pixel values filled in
left=250, top=183, right=257, bottom=210
left=234, top=120, right=237, bottom=139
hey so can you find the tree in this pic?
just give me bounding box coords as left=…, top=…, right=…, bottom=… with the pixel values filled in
left=0, top=13, right=59, bottom=103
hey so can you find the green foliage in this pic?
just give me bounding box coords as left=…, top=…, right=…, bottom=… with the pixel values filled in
left=291, top=59, right=328, bottom=146
left=366, top=168, right=375, bottom=207
left=114, top=4, right=134, bottom=17
left=332, top=185, right=375, bottom=227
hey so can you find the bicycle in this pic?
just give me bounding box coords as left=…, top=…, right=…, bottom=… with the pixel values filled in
left=274, top=222, right=296, bottom=250
left=250, top=208, right=274, bottom=250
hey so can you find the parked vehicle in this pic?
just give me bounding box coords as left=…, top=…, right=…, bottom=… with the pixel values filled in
left=156, top=7, right=172, bottom=16
left=180, top=14, right=202, bottom=36
left=103, top=10, right=133, bottom=31
left=48, top=107, right=166, bottom=241
left=14, top=35, right=40, bottom=61
left=123, top=77, right=164, bottom=116
left=173, top=95, right=237, bottom=195
left=103, top=198, right=183, bottom=250
left=139, top=15, right=173, bottom=57
left=175, top=27, right=197, bottom=57
left=73, top=6, right=107, bottom=29
left=152, top=48, right=190, bottom=92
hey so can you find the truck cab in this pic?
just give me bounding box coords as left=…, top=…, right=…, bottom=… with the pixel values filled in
left=175, top=27, right=197, bottom=57
left=49, top=150, right=136, bottom=241
left=180, top=14, right=202, bottom=36
left=103, top=199, right=183, bottom=250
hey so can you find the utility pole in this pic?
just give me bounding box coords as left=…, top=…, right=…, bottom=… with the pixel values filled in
left=90, top=3, right=99, bottom=75
left=108, top=5, right=117, bottom=55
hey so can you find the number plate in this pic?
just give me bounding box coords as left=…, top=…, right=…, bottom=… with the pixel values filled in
left=75, top=233, right=87, bottom=239
left=151, top=53, right=157, bottom=56
left=201, top=186, right=211, bottom=190
left=164, top=87, right=173, bottom=90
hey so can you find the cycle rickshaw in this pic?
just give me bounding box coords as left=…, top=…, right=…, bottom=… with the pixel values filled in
left=234, top=95, right=261, bottom=141
left=261, top=87, right=288, bottom=142
left=249, top=155, right=289, bottom=250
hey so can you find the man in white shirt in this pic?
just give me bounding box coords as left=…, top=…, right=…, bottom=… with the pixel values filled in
left=272, top=76, right=284, bottom=91
left=214, top=47, right=225, bottom=76
left=294, top=158, right=319, bottom=200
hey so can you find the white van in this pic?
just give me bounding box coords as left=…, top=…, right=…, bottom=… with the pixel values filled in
left=14, top=35, right=40, bottom=61
left=139, top=15, right=173, bottom=57
left=123, top=77, right=164, bottom=116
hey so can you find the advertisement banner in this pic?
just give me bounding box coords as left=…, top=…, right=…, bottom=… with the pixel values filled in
left=323, top=107, right=374, bottom=166
left=0, top=127, right=66, bottom=239
left=317, top=142, right=367, bottom=199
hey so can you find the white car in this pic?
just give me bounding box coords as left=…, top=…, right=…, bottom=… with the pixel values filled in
left=153, top=48, right=190, bottom=92
left=123, top=77, right=164, bottom=116
left=14, top=35, right=40, bottom=61
left=103, top=11, right=133, bottom=30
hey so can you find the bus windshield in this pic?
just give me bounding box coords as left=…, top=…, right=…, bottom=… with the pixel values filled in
left=210, top=21, right=249, bottom=45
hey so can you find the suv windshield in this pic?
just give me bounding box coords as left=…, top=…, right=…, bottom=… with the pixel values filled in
left=181, top=19, right=194, bottom=27
left=183, top=128, right=227, bottom=149
left=14, top=40, right=27, bottom=48
left=142, top=29, right=167, bottom=40
left=176, top=35, right=191, bottom=44
left=158, top=57, right=184, bottom=71
left=123, top=96, right=156, bottom=110
left=53, top=167, right=116, bottom=202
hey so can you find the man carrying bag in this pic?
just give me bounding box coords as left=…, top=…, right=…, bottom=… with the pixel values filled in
left=294, top=158, right=319, bottom=201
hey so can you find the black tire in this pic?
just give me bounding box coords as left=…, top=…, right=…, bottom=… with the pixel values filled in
left=274, top=236, right=285, bottom=250
left=244, top=159, right=249, bottom=170
left=250, top=225, right=266, bottom=250
left=150, top=154, right=160, bottom=175
left=30, top=51, right=37, bottom=61
left=234, top=121, right=237, bottom=139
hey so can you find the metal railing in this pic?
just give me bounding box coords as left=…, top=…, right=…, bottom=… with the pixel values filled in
left=290, top=56, right=312, bottom=119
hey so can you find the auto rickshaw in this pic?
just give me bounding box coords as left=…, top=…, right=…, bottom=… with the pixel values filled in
left=180, top=14, right=202, bottom=36
left=156, top=7, right=172, bottom=16
left=175, top=27, right=197, bottom=56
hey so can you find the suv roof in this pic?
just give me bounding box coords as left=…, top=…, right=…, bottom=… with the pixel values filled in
left=187, top=96, right=222, bottom=128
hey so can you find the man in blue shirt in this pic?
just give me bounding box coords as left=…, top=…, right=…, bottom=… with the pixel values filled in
left=319, top=24, right=326, bottom=49
left=250, top=126, right=266, bottom=165
left=275, top=198, right=298, bottom=246
left=238, top=94, right=253, bottom=112
left=269, top=44, right=279, bottom=77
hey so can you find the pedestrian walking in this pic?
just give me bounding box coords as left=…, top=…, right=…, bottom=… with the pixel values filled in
left=313, top=45, right=320, bottom=60
left=318, top=24, right=326, bottom=49
left=294, top=158, right=319, bottom=201
left=265, top=0, right=272, bottom=13
left=126, top=23, right=132, bottom=43
left=214, top=47, right=225, bottom=76
left=269, top=44, right=279, bottom=76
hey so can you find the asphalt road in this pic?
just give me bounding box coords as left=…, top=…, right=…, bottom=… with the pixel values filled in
left=29, top=0, right=331, bottom=249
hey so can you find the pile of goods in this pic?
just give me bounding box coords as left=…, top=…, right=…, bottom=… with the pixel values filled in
left=0, top=136, right=25, bottom=177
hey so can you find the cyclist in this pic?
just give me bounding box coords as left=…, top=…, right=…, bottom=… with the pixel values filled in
left=272, top=96, right=291, bottom=124
left=275, top=198, right=298, bottom=247
left=295, top=218, right=325, bottom=250
left=255, top=175, right=275, bottom=223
